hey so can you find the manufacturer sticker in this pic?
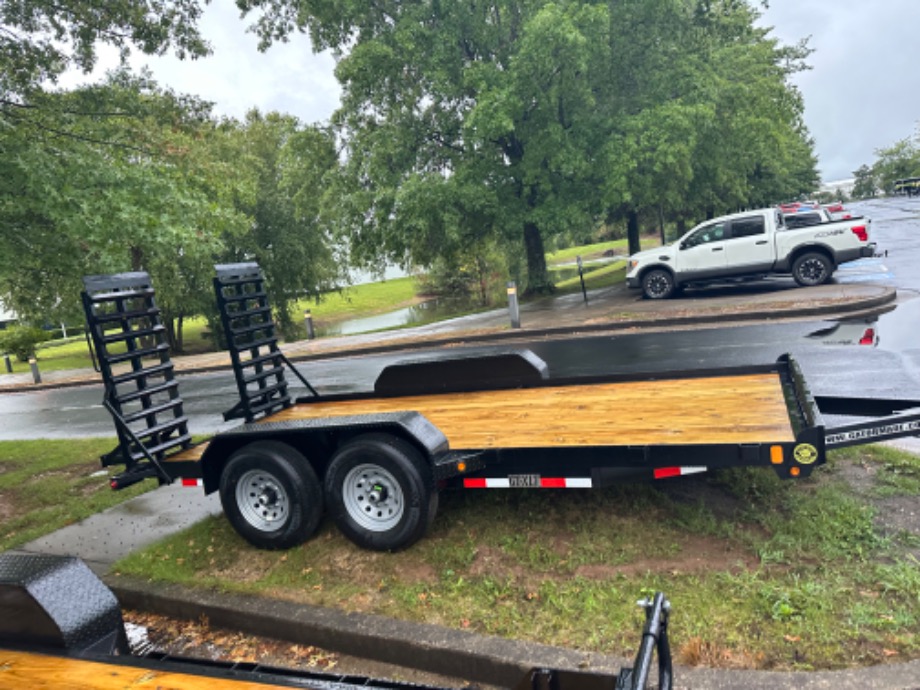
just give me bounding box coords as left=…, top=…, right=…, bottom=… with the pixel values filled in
left=793, top=443, right=818, bottom=465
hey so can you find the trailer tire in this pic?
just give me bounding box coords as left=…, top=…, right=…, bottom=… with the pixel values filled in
left=792, top=251, right=832, bottom=286
left=219, top=441, right=323, bottom=550
left=325, top=434, right=437, bottom=551
left=642, top=269, right=676, bottom=299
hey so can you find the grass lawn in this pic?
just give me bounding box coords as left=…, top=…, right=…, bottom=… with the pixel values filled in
left=0, top=438, right=151, bottom=551
left=114, top=445, right=920, bottom=671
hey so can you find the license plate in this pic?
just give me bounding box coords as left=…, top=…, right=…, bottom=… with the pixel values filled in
left=508, top=474, right=540, bottom=488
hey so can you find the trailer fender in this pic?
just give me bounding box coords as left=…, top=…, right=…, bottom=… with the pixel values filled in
left=197, top=411, right=449, bottom=495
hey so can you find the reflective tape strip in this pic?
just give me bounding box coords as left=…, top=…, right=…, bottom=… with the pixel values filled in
left=181, top=478, right=203, bottom=487
left=653, top=466, right=707, bottom=480
left=463, top=477, right=593, bottom=489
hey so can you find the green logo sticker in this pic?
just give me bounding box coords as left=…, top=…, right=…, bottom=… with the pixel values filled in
left=794, top=443, right=818, bottom=465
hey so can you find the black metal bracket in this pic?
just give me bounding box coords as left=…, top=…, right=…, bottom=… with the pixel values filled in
left=615, top=592, right=672, bottom=690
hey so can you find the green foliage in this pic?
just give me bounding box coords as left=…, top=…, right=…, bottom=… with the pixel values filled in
left=240, top=0, right=816, bottom=295
left=872, top=135, right=920, bottom=194
left=0, top=325, right=49, bottom=361
left=215, top=112, right=345, bottom=339
left=0, top=0, right=210, bottom=100
left=851, top=164, right=878, bottom=200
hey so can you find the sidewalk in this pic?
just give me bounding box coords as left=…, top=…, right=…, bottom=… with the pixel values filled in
left=0, top=280, right=897, bottom=393
left=7, top=278, right=917, bottom=689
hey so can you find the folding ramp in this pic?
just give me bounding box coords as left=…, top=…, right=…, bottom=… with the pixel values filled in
left=213, top=262, right=317, bottom=424
left=81, top=272, right=192, bottom=489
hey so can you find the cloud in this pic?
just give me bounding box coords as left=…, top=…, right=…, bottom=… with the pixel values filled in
left=759, top=0, right=920, bottom=181
left=59, top=1, right=919, bottom=184
left=58, top=1, right=341, bottom=125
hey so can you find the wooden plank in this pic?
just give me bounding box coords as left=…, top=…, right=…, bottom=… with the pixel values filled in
left=164, top=441, right=210, bottom=463
left=0, top=650, right=285, bottom=689
left=267, top=373, right=795, bottom=448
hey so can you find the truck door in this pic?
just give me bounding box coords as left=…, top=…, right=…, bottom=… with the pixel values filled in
left=676, top=221, right=729, bottom=280
left=724, top=215, right=774, bottom=272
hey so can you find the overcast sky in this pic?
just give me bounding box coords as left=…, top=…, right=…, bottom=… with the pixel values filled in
left=64, top=0, right=920, bottom=184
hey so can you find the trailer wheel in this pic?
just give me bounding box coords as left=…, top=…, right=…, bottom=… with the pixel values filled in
left=325, top=434, right=437, bottom=551
left=792, top=251, right=832, bottom=286
left=219, top=441, right=323, bottom=550
left=642, top=269, right=676, bottom=299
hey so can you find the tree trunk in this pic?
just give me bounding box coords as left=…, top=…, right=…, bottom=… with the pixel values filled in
left=175, top=314, right=184, bottom=353
left=627, top=209, right=641, bottom=256
left=164, top=318, right=178, bottom=353
left=523, top=221, right=553, bottom=295
left=658, top=206, right=666, bottom=245
left=130, top=246, right=144, bottom=271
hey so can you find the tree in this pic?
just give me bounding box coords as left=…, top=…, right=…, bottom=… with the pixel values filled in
left=218, top=111, right=345, bottom=338
left=241, top=0, right=609, bottom=295
left=0, top=71, right=251, bottom=348
left=871, top=136, right=920, bottom=194
left=850, top=164, right=878, bottom=200
left=1, top=0, right=209, bottom=102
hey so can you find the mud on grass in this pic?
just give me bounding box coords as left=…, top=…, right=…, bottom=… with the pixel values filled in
left=115, top=447, right=920, bottom=672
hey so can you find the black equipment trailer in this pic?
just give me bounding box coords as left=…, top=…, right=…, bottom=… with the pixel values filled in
left=81, top=263, right=920, bottom=553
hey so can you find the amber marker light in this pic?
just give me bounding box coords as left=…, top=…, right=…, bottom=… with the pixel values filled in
left=457, top=462, right=467, bottom=472
left=770, top=445, right=784, bottom=465
left=790, top=467, right=801, bottom=477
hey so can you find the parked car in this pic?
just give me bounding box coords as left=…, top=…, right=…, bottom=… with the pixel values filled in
left=626, top=207, right=875, bottom=299
left=783, top=207, right=832, bottom=229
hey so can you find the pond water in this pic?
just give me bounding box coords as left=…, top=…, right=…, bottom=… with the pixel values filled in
left=317, top=298, right=473, bottom=337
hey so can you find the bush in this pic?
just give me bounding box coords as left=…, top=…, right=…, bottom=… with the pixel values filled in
left=0, top=325, right=50, bottom=362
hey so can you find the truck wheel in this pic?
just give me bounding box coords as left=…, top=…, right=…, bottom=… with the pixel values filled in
left=792, top=252, right=832, bottom=286
left=219, top=441, right=323, bottom=550
left=642, top=269, right=676, bottom=299
left=325, top=434, right=437, bottom=551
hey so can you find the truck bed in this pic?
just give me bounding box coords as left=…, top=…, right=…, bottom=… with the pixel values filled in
left=267, top=372, right=795, bottom=449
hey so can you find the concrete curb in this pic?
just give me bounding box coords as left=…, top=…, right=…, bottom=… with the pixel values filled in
left=108, top=576, right=625, bottom=687
left=109, top=576, right=920, bottom=689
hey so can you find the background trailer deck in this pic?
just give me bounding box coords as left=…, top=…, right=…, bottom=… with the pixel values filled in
left=82, top=263, right=920, bottom=552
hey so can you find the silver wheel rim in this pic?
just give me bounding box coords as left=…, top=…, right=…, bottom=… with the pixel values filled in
left=799, top=258, right=827, bottom=284
left=342, top=463, right=404, bottom=532
left=235, top=469, right=290, bottom=532
left=646, top=273, right=670, bottom=298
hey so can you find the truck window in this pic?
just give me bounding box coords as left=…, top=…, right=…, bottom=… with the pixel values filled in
left=730, top=217, right=765, bottom=238
left=682, top=222, right=726, bottom=249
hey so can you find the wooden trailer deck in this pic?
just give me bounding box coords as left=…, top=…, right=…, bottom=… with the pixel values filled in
left=267, top=372, right=796, bottom=449
left=0, top=649, right=296, bottom=689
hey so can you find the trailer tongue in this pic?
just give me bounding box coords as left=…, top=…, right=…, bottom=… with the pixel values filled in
left=81, top=263, right=920, bottom=553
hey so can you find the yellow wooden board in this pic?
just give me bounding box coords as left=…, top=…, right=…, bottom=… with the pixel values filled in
left=264, top=373, right=794, bottom=448
left=0, top=650, right=291, bottom=689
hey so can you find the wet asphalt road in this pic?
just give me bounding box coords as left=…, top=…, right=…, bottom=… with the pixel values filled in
left=1, top=197, right=918, bottom=440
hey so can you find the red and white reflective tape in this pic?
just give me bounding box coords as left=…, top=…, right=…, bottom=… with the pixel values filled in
left=180, top=478, right=203, bottom=487
left=463, top=477, right=592, bottom=489
left=653, top=466, right=707, bottom=480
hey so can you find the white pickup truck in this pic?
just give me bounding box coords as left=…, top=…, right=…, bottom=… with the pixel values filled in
left=626, top=207, right=875, bottom=299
